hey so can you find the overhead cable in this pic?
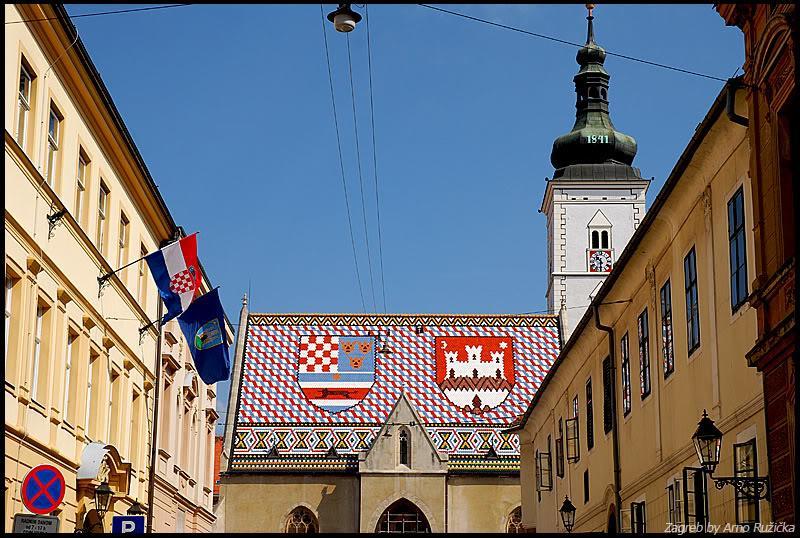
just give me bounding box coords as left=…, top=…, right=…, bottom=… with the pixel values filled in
left=6, top=4, right=194, bottom=24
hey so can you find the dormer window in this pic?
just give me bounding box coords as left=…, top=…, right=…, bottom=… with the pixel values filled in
left=399, top=428, right=410, bottom=466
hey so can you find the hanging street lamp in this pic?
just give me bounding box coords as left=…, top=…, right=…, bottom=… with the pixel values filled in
left=127, top=500, right=146, bottom=516
left=691, top=410, right=770, bottom=500
left=94, top=481, right=114, bottom=522
left=326, top=4, right=362, bottom=33
left=559, top=495, right=576, bottom=533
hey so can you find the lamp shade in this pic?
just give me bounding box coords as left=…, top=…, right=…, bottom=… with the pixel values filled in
left=94, top=481, right=114, bottom=519
left=692, top=409, right=722, bottom=474
left=127, top=500, right=146, bottom=515
left=559, top=495, right=576, bottom=532
left=326, top=4, right=362, bottom=33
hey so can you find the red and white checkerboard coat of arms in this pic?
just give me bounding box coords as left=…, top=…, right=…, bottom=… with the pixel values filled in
left=435, top=336, right=515, bottom=414
left=297, top=335, right=376, bottom=413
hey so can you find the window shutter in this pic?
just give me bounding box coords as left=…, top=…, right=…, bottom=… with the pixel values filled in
left=603, top=357, right=613, bottom=434
left=565, top=418, right=579, bottom=462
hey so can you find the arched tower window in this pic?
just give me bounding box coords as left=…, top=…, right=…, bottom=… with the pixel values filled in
left=286, top=506, right=318, bottom=533
left=591, top=230, right=600, bottom=249
left=601, top=230, right=609, bottom=248
left=399, top=428, right=410, bottom=466
left=506, top=506, right=523, bottom=533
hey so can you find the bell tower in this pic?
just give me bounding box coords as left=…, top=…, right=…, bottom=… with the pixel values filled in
left=542, top=5, right=650, bottom=341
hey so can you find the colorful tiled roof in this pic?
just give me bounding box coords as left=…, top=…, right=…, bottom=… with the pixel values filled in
left=229, top=314, right=560, bottom=472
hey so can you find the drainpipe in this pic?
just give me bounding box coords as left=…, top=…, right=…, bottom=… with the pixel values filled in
left=726, top=78, right=749, bottom=127
left=593, top=304, right=622, bottom=531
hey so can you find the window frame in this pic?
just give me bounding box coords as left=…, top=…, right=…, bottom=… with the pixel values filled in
left=17, top=60, right=33, bottom=148
left=630, top=501, right=646, bottom=533
left=682, top=466, right=708, bottom=527
left=555, top=417, right=565, bottom=478
left=621, top=333, right=632, bottom=416
left=660, top=280, right=675, bottom=378
left=684, top=247, right=701, bottom=355
left=399, top=427, right=410, bottom=467
left=602, top=356, right=613, bottom=434
left=31, top=301, right=50, bottom=403
left=585, top=377, right=594, bottom=450
left=45, top=104, right=62, bottom=186
left=63, top=328, right=78, bottom=425
left=733, top=439, right=759, bottom=528
left=75, top=150, right=89, bottom=225
left=727, top=187, right=749, bottom=312
left=667, top=478, right=683, bottom=525
left=535, top=445, right=553, bottom=492
left=97, top=180, right=110, bottom=255
left=117, top=212, right=129, bottom=269
left=638, top=309, right=651, bottom=398
left=565, top=416, right=579, bottom=463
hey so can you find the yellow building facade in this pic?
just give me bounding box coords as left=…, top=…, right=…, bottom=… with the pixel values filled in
left=510, top=81, right=771, bottom=533
left=5, top=3, right=220, bottom=532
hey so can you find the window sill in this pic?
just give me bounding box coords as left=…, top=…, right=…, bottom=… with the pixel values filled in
left=687, top=344, right=702, bottom=361
left=30, top=399, right=47, bottom=417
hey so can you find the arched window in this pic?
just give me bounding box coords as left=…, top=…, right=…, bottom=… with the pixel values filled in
left=591, top=231, right=600, bottom=249
left=399, top=428, right=410, bottom=466
left=601, top=230, right=609, bottom=249
left=286, top=506, right=318, bottom=533
left=507, top=506, right=523, bottom=533
left=600, top=88, right=607, bottom=100
left=376, top=499, right=430, bottom=533
left=589, top=87, right=599, bottom=98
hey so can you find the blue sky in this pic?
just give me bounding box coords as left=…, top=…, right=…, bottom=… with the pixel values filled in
left=65, top=4, right=743, bottom=427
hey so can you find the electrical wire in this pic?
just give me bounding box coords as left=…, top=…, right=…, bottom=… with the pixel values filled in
left=320, top=4, right=367, bottom=313
left=417, top=4, right=729, bottom=83
left=365, top=3, right=389, bottom=314
left=346, top=33, right=378, bottom=313
left=5, top=4, right=194, bottom=24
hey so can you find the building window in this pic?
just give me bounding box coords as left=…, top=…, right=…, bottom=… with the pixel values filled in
left=97, top=181, right=110, bottom=255
left=16, top=60, right=34, bottom=149
left=399, top=428, right=410, bottom=466
left=565, top=417, right=579, bottom=463
left=46, top=104, right=62, bottom=186
left=137, top=244, right=148, bottom=305
left=631, top=501, right=646, bottom=533
left=586, top=378, right=594, bottom=450
left=117, top=213, right=129, bottom=269
left=5, top=275, right=16, bottom=360
left=506, top=506, right=523, bottom=533
left=555, top=418, right=565, bottom=478
left=130, top=391, right=142, bottom=471
left=682, top=467, right=708, bottom=527
left=667, top=479, right=682, bottom=525
left=637, top=309, right=651, bottom=398
left=660, top=280, right=675, bottom=378
left=601, top=230, right=609, bottom=249
left=621, top=333, right=631, bottom=416
left=75, top=150, right=89, bottom=225
left=591, top=230, right=600, bottom=249
left=31, top=301, right=50, bottom=403
left=734, top=439, right=759, bottom=529
left=86, top=350, right=98, bottom=439
left=602, top=357, right=613, bottom=434
left=583, top=470, right=589, bottom=504
left=286, top=506, right=318, bottom=533
left=684, top=247, right=700, bottom=354
left=375, top=499, right=430, bottom=533
left=536, top=442, right=552, bottom=491
left=63, top=330, right=77, bottom=424
left=727, top=187, right=748, bottom=311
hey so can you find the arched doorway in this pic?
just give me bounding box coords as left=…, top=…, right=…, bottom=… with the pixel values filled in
left=285, top=506, right=318, bottom=533
left=375, top=498, right=431, bottom=533
left=607, top=504, right=617, bottom=534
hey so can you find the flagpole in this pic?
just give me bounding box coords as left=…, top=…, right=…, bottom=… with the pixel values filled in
left=97, top=232, right=198, bottom=290
left=145, top=300, right=164, bottom=534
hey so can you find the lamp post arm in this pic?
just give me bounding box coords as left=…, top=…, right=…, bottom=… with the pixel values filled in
left=710, top=475, right=770, bottom=501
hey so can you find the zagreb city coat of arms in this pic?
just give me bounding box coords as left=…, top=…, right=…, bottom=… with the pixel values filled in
left=435, top=336, right=515, bottom=414
left=297, top=335, right=376, bottom=413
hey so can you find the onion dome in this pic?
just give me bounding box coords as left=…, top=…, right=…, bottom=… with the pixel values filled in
left=550, top=5, right=641, bottom=180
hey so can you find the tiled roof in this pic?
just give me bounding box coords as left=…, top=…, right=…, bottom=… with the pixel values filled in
left=229, top=314, right=559, bottom=473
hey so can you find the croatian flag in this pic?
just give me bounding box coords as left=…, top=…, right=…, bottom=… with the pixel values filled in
left=145, top=233, right=201, bottom=323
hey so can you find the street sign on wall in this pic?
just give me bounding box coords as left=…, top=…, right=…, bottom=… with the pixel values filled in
left=21, top=465, right=65, bottom=515
left=12, top=514, right=60, bottom=534
left=112, top=515, right=145, bottom=534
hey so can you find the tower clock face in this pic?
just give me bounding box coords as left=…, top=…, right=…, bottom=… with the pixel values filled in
left=589, top=250, right=613, bottom=273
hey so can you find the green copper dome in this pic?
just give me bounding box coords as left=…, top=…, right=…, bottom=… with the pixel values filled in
left=550, top=11, right=639, bottom=175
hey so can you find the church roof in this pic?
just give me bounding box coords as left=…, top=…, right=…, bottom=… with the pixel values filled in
left=228, top=313, right=560, bottom=473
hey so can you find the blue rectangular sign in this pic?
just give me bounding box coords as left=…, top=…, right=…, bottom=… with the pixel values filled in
left=111, top=515, right=145, bottom=534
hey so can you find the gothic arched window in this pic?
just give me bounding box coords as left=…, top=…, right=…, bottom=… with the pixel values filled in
left=507, top=506, right=523, bottom=533
left=376, top=499, right=430, bottom=533
left=591, top=230, right=600, bottom=249
left=601, top=230, right=609, bottom=249
left=399, top=428, right=410, bottom=466
left=286, top=506, right=318, bottom=533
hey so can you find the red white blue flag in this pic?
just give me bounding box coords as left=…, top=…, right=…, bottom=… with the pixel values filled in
left=145, top=233, right=201, bottom=323
left=297, top=335, right=376, bottom=413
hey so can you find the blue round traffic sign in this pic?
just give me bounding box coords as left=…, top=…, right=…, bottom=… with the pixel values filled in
left=22, top=465, right=65, bottom=515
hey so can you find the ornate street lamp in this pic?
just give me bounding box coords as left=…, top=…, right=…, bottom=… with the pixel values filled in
left=127, top=500, right=146, bottom=516
left=326, top=4, right=362, bottom=33
left=94, top=481, right=114, bottom=521
left=691, top=410, right=770, bottom=500
left=559, top=496, right=576, bottom=533
left=692, top=409, right=722, bottom=474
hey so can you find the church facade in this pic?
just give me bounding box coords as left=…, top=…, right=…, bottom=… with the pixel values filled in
left=218, top=308, right=559, bottom=532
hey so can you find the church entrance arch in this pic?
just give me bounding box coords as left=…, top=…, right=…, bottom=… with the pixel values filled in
left=374, top=498, right=431, bottom=533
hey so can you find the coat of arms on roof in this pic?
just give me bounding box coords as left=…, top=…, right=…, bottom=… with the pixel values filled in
left=297, top=335, right=376, bottom=413
left=435, top=336, right=515, bottom=414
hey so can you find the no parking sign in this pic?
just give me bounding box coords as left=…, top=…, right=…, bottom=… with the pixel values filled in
left=21, top=465, right=65, bottom=515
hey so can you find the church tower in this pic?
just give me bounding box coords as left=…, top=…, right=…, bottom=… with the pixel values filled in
left=542, top=5, right=650, bottom=341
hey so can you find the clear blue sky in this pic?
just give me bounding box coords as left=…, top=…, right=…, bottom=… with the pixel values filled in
left=65, top=3, right=743, bottom=428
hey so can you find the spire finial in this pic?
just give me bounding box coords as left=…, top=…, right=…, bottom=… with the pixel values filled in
left=585, top=4, right=596, bottom=44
